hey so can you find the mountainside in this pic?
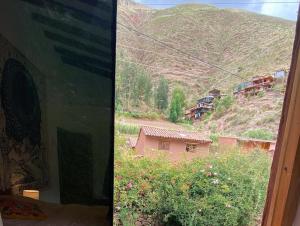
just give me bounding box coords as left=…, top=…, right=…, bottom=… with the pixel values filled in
left=116, top=1, right=296, bottom=138
left=117, top=1, right=295, bottom=100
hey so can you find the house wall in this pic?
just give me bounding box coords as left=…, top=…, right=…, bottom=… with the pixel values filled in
left=136, top=134, right=210, bottom=162
left=135, top=130, right=147, bottom=155
left=218, top=136, right=238, bottom=147
left=269, top=142, right=276, bottom=152
left=238, top=140, right=271, bottom=151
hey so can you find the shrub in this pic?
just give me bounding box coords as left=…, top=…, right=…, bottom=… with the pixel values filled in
left=209, top=133, right=220, bottom=143
left=214, top=96, right=234, bottom=118
left=114, top=137, right=271, bottom=226
left=242, top=128, right=274, bottom=140
left=257, top=91, right=265, bottom=98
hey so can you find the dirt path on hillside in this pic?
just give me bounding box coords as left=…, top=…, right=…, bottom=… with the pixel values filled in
left=117, top=117, right=188, bottom=131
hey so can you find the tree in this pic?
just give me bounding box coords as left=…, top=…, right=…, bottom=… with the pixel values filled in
left=132, top=69, right=153, bottom=106
left=169, top=87, right=186, bottom=122
left=115, top=55, right=153, bottom=110
left=155, top=76, right=169, bottom=111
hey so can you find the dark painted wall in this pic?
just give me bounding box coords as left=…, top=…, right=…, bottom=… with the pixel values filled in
left=0, top=0, right=116, bottom=205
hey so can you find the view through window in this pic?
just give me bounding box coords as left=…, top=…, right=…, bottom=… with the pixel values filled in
left=114, top=0, right=298, bottom=225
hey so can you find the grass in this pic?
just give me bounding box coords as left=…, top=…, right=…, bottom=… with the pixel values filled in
left=116, top=111, right=161, bottom=120
left=242, top=128, right=274, bottom=140
left=213, top=96, right=234, bottom=119
left=115, top=123, right=140, bottom=135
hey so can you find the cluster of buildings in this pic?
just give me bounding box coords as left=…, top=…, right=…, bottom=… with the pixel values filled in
left=185, top=69, right=288, bottom=121
left=234, top=69, right=288, bottom=96
left=129, top=126, right=276, bottom=163
left=185, top=88, right=222, bottom=121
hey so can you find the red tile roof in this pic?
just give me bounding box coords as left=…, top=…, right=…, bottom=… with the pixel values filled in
left=141, top=126, right=211, bottom=143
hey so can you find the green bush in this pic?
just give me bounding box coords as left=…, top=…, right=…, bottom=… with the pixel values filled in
left=115, top=123, right=140, bottom=135
left=209, top=133, right=220, bottom=143
left=242, top=128, right=274, bottom=140
left=114, top=138, right=271, bottom=226
left=257, top=91, right=265, bottom=98
left=214, top=96, right=234, bottom=118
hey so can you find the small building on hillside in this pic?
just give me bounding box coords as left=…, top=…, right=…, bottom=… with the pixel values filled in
left=135, top=126, right=212, bottom=162
left=209, top=88, right=221, bottom=98
left=234, top=75, right=274, bottom=96
left=185, top=95, right=215, bottom=120
left=274, top=69, right=288, bottom=80
left=185, top=106, right=198, bottom=120
left=234, top=81, right=253, bottom=95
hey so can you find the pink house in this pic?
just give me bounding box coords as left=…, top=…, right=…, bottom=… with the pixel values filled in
left=135, top=126, right=212, bottom=162
left=218, top=136, right=238, bottom=147
left=218, top=135, right=276, bottom=152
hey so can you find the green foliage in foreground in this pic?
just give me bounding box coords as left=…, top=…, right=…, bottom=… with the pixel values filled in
left=114, top=137, right=271, bottom=226
left=242, top=128, right=274, bottom=140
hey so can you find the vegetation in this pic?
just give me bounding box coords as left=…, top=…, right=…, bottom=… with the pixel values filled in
left=116, top=1, right=294, bottom=137
left=214, top=96, right=234, bottom=119
left=114, top=2, right=290, bottom=225
left=115, top=123, right=140, bottom=135
left=115, top=111, right=161, bottom=120
left=114, top=136, right=271, bottom=226
left=242, top=128, right=274, bottom=140
left=116, top=59, right=153, bottom=111
left=169, top=87, right=186, bottom=122
left=155, top=76, right=169, bottom=111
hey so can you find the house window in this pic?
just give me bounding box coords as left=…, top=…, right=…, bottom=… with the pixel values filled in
left=186, top=144, right=197, bottom=152
left=158, top=140, right=170, bottom=150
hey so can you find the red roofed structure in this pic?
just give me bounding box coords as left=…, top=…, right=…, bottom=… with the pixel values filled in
left=135, top=126, right=212, bottom=162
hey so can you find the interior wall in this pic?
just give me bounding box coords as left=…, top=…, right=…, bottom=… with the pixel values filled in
left=0, top=0, right=115, bottom=204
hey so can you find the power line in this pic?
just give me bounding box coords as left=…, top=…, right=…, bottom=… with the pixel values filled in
left=117, top=58, right=212, bottom=79
left=117, top=43, right=218, bottom=67
left=117, top=30, right=220, bottom=55
left=117, top=21, right=244, bottom=79
left=118, top=59, right=162, bottom=70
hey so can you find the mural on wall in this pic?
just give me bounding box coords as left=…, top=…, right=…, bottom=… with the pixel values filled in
left=0, top=35, right=47, bottom=194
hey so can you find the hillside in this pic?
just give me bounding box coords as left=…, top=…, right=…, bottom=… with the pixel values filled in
left=116, top=0, right=295, bottom=138
left=197, top=90, right=284, bottom=139
left=117, top=1, right=295, bottom=100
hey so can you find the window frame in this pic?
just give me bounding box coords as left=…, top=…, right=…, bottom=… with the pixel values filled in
left=262, top=7, right=300, bottom=226
left=186, top=143, right=197, bottom=153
